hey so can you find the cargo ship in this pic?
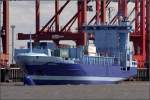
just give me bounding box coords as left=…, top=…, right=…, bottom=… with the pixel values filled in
left=15, top=20, right=137, bottom=85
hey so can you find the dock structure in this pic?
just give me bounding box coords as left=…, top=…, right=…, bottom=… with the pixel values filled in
left=1, top=65, right=24, bottom=82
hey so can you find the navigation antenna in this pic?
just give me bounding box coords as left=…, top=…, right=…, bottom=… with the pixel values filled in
left=29, top=32, right=32, bottom=53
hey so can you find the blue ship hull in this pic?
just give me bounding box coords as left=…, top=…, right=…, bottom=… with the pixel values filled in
left=23, top=63, right=137, bottom=85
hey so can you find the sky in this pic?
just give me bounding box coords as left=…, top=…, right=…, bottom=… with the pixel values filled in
left=0, top=1, right=135, bottom=63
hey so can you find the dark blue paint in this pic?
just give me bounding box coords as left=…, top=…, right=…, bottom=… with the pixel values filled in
left=23, top=63, right=137, bottom=85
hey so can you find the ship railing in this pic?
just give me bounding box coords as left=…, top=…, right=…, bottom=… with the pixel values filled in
left=82, top=55, right=120, bottom=66
left=15, top=48, right=48, bottom=55
left=60, top=57, right=75, bottom=64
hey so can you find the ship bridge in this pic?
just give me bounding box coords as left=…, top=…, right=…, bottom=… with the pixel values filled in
left=83, top=21, right=133, bottom=67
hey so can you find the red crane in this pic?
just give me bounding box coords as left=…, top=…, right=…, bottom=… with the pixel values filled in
left=131, top=0, right=149, bottom=68
left=146, top=0, right=150, bottom=68
left=0, top=0, right=9, bottom=67
left=18, top=0, right=87, bottom=46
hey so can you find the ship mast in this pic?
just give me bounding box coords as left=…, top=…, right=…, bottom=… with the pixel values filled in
left=29, top=33, right=32, bottom=53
